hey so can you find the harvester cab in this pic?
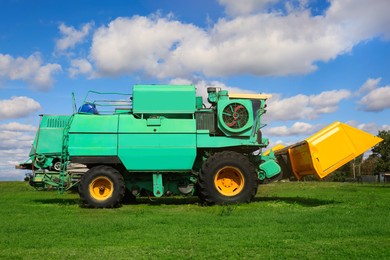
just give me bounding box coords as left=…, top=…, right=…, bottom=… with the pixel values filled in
left=20, top=84, right=383, bottom=207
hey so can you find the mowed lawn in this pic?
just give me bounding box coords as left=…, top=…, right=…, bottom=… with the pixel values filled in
left=0, top=181, right=389, bottom=259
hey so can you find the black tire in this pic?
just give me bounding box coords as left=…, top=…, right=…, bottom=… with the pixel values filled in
left=52, top=159, right=61, bottom=172
left=79, top=165, right=125, bottom=208
left=198, top=151, right=258, bottom=205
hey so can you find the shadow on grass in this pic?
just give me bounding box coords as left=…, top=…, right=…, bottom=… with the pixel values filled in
left=358, top=184, right=390, bottom=188
left=32, top=196, right=338, bottom=208
left=33, top=198, right=80, bottom=206
left=124, top=196, right=201, bottom=206
left=32, top=197, right=200, bottom=207
left=254, top=196, right=339, bottom=207
left=130, top=196, right=339, bottom=207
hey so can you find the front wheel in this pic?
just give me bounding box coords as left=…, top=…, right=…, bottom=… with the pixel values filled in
left=79, top=165, right=125, bottom=208
left=52, top=160, right=61, bottom=172
left=198, top=151, right=258, bottom=205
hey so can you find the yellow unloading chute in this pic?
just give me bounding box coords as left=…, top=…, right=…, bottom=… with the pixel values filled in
left=269, top=122, right=383, bottom=180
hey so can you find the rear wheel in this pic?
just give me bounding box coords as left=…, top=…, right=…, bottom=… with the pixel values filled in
left=79, top=165, right=125, bottom=208
left=198, top=151, right=258, bottom=205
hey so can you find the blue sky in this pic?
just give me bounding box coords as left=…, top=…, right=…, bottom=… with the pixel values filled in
left=1, top=0, right=389, bottom=180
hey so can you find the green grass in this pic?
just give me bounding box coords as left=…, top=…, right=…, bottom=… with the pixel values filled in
left=0, top=181, right=389, bottom=259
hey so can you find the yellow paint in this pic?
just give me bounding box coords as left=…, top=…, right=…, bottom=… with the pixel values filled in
left=229, top=93, right=272, bottom=100
left=214, top=166, right=245, bottom=196
left=275, top=122, right=383, bottom=180
left=263, top=144, right=286, bottom=156
left=89, top=176, right=113, bottom=201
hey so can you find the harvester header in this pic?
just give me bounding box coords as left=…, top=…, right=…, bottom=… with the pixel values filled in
left=273, top=122, right=383, bottom=180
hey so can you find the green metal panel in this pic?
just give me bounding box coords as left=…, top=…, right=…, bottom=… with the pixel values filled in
left=69, top=114, right=118, bottom=132
left=68, top=134, right=118, bottom=156
left=196, top=132, right=265, bottom=148
left=118, top=114, right=196, bottom=170
left=34, top=128, right=65, bottom=154
left=118, top=114, right=195, bottom=133
left=118, top=134, right=196, bottom=170
left=68, top=114, right=119, bottom=156
left=259, top=159, right=281, bottom=179
left=132, top=85, right=196, bottom=114
left=196, top=96, right=203, bottom=109
left=31, top=115, right=71, bottom=156
left=147, top=118, right=161, bottom=126
left=153, top=173, right=164, bottom=197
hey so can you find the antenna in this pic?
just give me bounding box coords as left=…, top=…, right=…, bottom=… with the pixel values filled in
left=72, top=92, right=77, bottom=113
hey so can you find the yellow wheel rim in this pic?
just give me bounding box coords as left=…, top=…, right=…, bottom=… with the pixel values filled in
left=89, top=176, right=114, bottom=201
left=214, top=166, right=245, bottom=196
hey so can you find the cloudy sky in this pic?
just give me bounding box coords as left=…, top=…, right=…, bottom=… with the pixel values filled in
left=1, top=0, right=389, bottom=180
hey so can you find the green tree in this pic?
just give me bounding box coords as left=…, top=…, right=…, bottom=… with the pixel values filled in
left=360, top=156, right=378, bottom=175
left=326, top=162, right=352, bottom=182
left=370, top=130, right=390, bottom=173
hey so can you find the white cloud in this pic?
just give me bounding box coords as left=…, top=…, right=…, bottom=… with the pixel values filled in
left=0, top=131, right=34, bottom=150
left=56, top=22, right=93, bottom=51
left=265, top=121, right=316, bottom=136
left=0, top=122, right=36, bottom=132
left=91, top=16, right=205, bottom=78
left=33, top=63, right=62, bottom=89
left=68, top=59, right=94, bottom=78
left=0, top=147, right=32, bottom=181
left=360, top=87, right=390, bottom=112
left=89, top=12, right=346, bottom=78
left=358, top=78, right=390, bottom=112
left=85, top=1, right=390, bottom=80
left=309, top=90, right=350, bottom=107
left=221, top=0, right=390, bottom=40
left=326, top=0, right=390, bottom=41
left=264, top=89, right=351, bottom=121
left=0, top=123, right=36, bottom=181
left=169, top=78, right=254, bottom=105
left=0, top=122, right=37, bottom=180
left=169, top=78, right=193, bottom=85
left=0, top=96, right=41, bottom=120
left=0, top=53, right=61, bottom=90
left=168, top=80, right=350, bottom=121
left=218, top=0, right=278, bottom=16
left=346, top=120, right=390, bottom=135
left=357, top=77, right=381, bottom=95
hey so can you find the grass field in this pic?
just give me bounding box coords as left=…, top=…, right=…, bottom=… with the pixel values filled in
left=0, top=181, right=389, bottom=259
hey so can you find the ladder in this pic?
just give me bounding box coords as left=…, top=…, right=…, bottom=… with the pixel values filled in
left=58, top=115, right=75, bottom=193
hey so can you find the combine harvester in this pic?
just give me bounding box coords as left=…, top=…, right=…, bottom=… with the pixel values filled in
left=20, top=85, right=382, bottom=207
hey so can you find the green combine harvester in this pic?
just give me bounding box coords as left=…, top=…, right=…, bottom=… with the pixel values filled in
left=20, top=85, right=382, bottom=207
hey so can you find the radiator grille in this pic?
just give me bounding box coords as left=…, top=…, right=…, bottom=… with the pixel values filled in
left=44, top=116, right=70, bottom=128
left=196, top=112, right=215, bottom=132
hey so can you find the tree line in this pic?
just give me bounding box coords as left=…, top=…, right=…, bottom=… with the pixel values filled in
left=328, top=130, right=390, bottom=181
